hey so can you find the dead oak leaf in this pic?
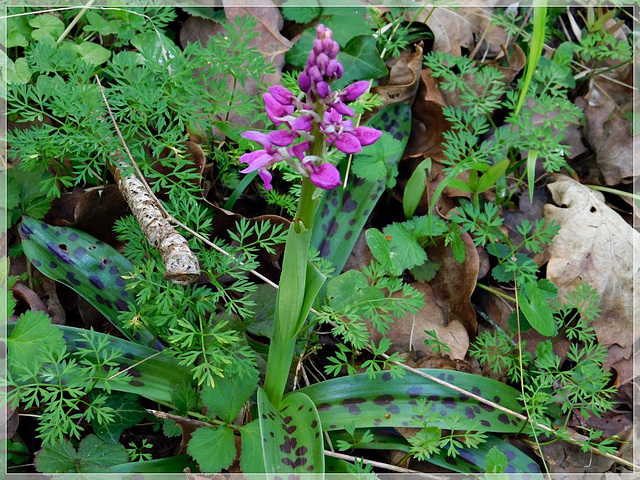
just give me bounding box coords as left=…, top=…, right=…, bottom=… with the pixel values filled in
left=543, top=175, right=640, bottom=353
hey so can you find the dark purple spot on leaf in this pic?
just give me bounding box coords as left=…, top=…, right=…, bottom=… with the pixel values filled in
left=381, top=372, right=392, bottom=381
left=446, top=374, right=454, bottom=382
left=331, top=196, right=338, bottom=207
left=493, top=395, right=501, bottom=402
left=89, top=275, right=105, bottom=290
left=329, top=424, right=336, bottom=429
left=19, top=224, right=34, bottom=237
left=373, top=395, right=393, bottom=406
left=310, top=420, right=317, bottom=428
left=505, top=450, right=516, bottom=461
left=528, top=463, right=541, bottom=472
left=479, top=403, right=495, bottom=412
left=498, top=413, right=510, bottom=424
left=316, top=403, right=331, bottom=411
left=443, top=397, right=456, bottom=408
left=40, top=223, right=49, bottom=230
left=386, top=405, right=400, bottom=414
left=284, top=425, right=296, bottom=434
left=445, top=456, right=457, bottom=466
left=402, top=421, right=409, bottom=426
left=459, top=451, right=476, bottom=464
left=68, top=232, right=78, bottom=241
left=280, top=436, right=297, bottom=453
left=473, top=406, right=481, bottom=414
left=348, top=218, right=356, bottom=226
left=407, top=386, right=422, bottom=398
left=283, top=416, right=292, bottom=425
left=66, top=271, right=81, bottom=286
left=297, top=405, right=304, bottom=411
left=295, top=447, right=308, bottom=457
left=362, top=209, right=370, bottom=216
left=115, top=299, right=128, bottom=310
left=115, top=276, right=126, bottom=287
left=327, top=222, right=338, bottom=238
left=373, top=419, right=381, bottom=425
left=270, top=432, right=274, bottom=437
left=47, top=242, right=73, bottom=264
left=306, top=466, right=314, bottom=472
left=471, top=387, right=481, bottom=396
left=344, top=231, right=352, bottom=240
left=506, top=465, right=516, bottom=473
left=95, top=295, right=113, bottom=309
left=511, top=419, right=520, bottom=426
left=459, top=394, right=469, bottom=401
left=129, top=380, right=144, bottom=387
left=73, top=247, right=87, bottom=260
left=465, top=407, right=476, bottom=419
left=427, top=395, right=440, bottom=402
left=49, top=260, right=58, bottom=268
left=109, top=266, right=119, bottom=275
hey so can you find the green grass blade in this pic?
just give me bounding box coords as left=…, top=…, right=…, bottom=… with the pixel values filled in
left=514, top=2, right=548, bottom=115
left=18, top=217, right=158, bottom=348
left=296, top=369, right=525, bottom=433
left=312, top=103, right=412, bottom=275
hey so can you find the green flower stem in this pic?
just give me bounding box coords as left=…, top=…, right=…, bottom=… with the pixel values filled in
left=263, top=127, right=324, bottom=406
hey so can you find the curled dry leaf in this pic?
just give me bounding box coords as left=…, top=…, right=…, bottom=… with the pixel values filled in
left=425, top=232, right=479, bottom=335
left=543, top=175, right=640, bottom=356
left=371, top=42, right=423, bottom=106
left=404, top=68, right=449, bottom=160
left=369, top=282, right=469, bottom=361
left=490, top=43, right=526, bottom=86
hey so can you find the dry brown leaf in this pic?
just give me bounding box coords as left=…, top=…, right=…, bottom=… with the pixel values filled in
left=490, top=44, right=526, bottom=87
left=369, top=282, right=469, bottom=361
left=425, top=232, right=479, bottom=335
left=371, top=43, right=423, bottom=106
left=404, top=68, right=449, bottom=161
left=543, top=175, right=640, bottom=356
left=582, top=82, right=636, bottom=185
left=414, top=7, right=474, bottom=56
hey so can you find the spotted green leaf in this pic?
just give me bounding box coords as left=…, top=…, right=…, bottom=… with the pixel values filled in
left=312, top=103, right=412, bottom=275
left=298, top=369, right=525, bottom=433
left=18, top=217, right=157, bottom=348
left=258, top=387, right=324, bottom=476
left=328, top=429, right=540, bottom=473
left=6, top=323, right=193, bottom=404
left=89, top=392, right=146, bottom=444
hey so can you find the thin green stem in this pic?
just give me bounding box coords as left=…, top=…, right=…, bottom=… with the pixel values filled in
left=476, top=282, right=516, bottom=303
left=586, top=184, right=640, bottom=202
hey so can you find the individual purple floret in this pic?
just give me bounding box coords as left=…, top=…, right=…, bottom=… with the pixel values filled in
left=239, top=24, right=382, bottom=191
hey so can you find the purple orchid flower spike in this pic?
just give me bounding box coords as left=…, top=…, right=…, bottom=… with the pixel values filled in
left=239, top=24, right=382, bottom=192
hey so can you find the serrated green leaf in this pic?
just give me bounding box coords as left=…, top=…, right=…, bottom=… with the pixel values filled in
left=29, top=14, right=64, bottom=41
left=76, top=42, right=111, bottom=65
left=410, top=259, right=441, bottom=282
left=258, top=388, right=324, bottom=474
left=403, top=158, right=430, bottom=218
left=485, top=445, right=508, bottom=473
left=77, top=434, right=128, bottom=472
left=352, top=132, right=402, bottom=184
left=333, top=35, right=388, bottom=90
left=8, top=310, right=65, bottom=371
left=202, top=368, right=258, bottom=423
left=187, top=426, right=236, bottom=473
left=34, top=439, right=77, bottom=473
left=239, top=420, right=265, bottom=472
left=90, top=393, right=146, bottom=444
left=131, top=32, right=180, bottom=65
left=384, top=223, right=427, bottom=271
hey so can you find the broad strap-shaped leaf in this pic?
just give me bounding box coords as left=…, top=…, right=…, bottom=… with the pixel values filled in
left=298, top=369, right=525, bottom=433
left=328, top=429, right=541, bottom=473
left=18, top=217, right=158, bottom=348
left=6, top=323, right=192, bottom=404
left=312, top=103, right=412, bottom=275
left=111, top=455, right=197, bottom=473
left=258, top=387, right=325, bottom=477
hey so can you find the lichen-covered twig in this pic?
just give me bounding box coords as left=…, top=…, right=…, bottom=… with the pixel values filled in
left=95, top=76, right=200, bottom=285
